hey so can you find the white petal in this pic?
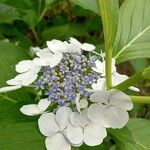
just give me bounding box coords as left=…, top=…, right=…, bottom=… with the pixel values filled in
left=45, top=133, right=71, bottom=150
left=88, top=104, right=106, bottom=123
left=112, top=73, right=128, bottom=86
left=0, top=85, right=21, bottom=93
left=6, top=78, right=20, bottom=86
left=105, top=106, right=129, bottom=129
left=84, top=123, right=107, bottom=146
left=15, top=71, right=38, bottom=86
left=92, top=67, right=102, bottom=73
left=75, top=93, right=81, bottom=113
left=56, top=107, right=72, bottom=130
left=110, top=90, right=133, bottom=110
left=38, top=113, right=59, bottom=137
left=20, top=104, right=40, bottom=116
left=15, top=60, right=40, bottom=74
left=38, top=98, right=51, bottom=111
left=95, top=60, right=104, bottom=71
left=47, top=40, right=68, bottom=53
left=129, top=86, right=140, bottom=92
left=49, top=52, right=63, bottom=68
left=81, top=43, right=95, bottom=51
left=65, top=124, right=83, bottom=147
left=91, top=78, right=106, bottom=91
left=80, top=99, right=88, bottom=109
left=70, top=112, right=82, bottom=127
left=90, top=91, right=111, bottom=104
left=80, top=109, right=91, bottom=127
left=36, top=48, right=51, bottom=57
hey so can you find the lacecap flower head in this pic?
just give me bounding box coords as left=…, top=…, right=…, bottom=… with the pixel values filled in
left=0, top=38, right=135, bottom=150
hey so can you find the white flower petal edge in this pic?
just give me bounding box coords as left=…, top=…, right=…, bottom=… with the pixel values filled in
left=20, top=98, right=51, bottom=116
left=33, top=51, right=63, bottom=68
left=15, top=60, right=41, bottom=74
left=88, top=90, right=133, bottom=129
left=47, top=39, right=68, bottom=53
left=0, top=85, right=22, bottom=93
left=38, top=107, right=72, bottom=150
left=0, top=71, right=38, bottom=93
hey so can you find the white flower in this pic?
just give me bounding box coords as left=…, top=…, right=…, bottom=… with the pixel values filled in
left=91, top=78, right=105, bottom=91
left=0, top=71, right=37, bottom=93
left=15, top=60, right=41, bottom=74
left=66, top=37, right=95, bottom=53
left=38, top=106, right=72, bottom=150
left=91, top=74, right=139, bottom=92
left=88, top=90, right=133, bottom=129
left=112, top=73, right=139, bottom=92
left=33, top=51, right=63, bottom=68
left=20, top=98, right=51, bottom=116
left=47, top=39, right=68, bottom=53
left=75, top=94, right=88, bottom=113
left=92, top=58, right=116, bottom=76
left=66, top=109, right=107, bottom=147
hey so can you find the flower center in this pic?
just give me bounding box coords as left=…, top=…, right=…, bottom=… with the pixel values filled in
left=34, top=53, right=99, bottom=107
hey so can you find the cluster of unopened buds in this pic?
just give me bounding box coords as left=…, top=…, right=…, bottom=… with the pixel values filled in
left=0, top=38, right=139, bottom=150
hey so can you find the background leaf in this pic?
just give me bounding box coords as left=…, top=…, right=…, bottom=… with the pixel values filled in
left=0, top=41, right=29, bottom=86
left=70, top=0, right=100, bottom=15
left=109, top=118, right=150, bottom=150
left=0, top=99, right=44, bottom=150
left=0, top=3, right=19, bottom=23
left=97, top=0, right=119, bottom=50
left=113, top=0, right=150, bottom=63
left=143, top=66, right=150, bottom=79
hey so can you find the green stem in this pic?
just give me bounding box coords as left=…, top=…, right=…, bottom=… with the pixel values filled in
left=130, top=96, right=150, bottom=104
left=32, top=28, right=39, bottom=41
left=0, top=94, right=17, bottom=103
left=38, top=6, right=48, bottom=22
left=105, top=47, right=112, bottom=90
left=113, top=72, right=143, bottom=91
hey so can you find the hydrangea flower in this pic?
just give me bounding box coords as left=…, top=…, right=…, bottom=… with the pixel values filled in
left=0, top=71, right=38, bottom=93
left=20, top=98, right=51, bottom=116
left=92, top=58, right=139, bottom=92
left=67, top=109, right=107, bottom=146
left=38, top=107, right=73, bottom=150
left=0, top=38, right=135, bottom=150
left=88, top=90, right=133, bottom=129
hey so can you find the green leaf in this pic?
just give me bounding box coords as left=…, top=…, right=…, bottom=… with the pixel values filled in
left=0, top=41, right=29, bottom=86
left=109, top=118, right=150, bottom=150
left=143, top=66, right=150, bottom=79
left=70, top=0, right=100, bottom=15
left=42, top=24, right=87, bottom=40
left=97, top=0, right=119, bottom=50
left=0, top=99, right=44, bottom=150
left=0, top=3, right=19, bottom=23
left=46, top=0, right=55, bottom=5
left=22, top=10, right=38, bottom=29
left=130, top=59, right=150, bottom=72
left=113, top=0, right=150, bottom=63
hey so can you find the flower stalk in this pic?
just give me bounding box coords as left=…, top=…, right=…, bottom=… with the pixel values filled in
left=105, top=47, right=112, bottom=90
left=130, top=96, right=150, bottom=104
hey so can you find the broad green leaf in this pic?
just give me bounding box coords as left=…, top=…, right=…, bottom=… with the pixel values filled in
left=0, top=99, right=44, bottom=150
left=70, top=0, right=100, bottom=15
left=22, top=10, right=38, bottom=29
left=130, top=59, right=149, bottom=72
left=42, top=24, right=87, bottom=40
left=97, top=0, right=119, bottom=50
left=0, top=3, right=19, bottom=23
left=109, top=118, right=150, bottom=150
left=113, top=0, right=150, bottom=63
left=143, top=66, right=150, bottom=79
left=0, top=41, right=29, bottom=86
